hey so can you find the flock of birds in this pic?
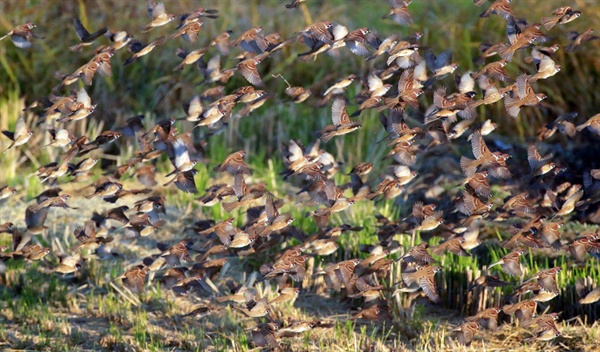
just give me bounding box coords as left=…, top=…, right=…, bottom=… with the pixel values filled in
left=1, top=0, right=600, bottom=348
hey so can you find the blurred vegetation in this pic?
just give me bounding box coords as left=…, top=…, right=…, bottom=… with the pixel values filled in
left=0, top=0, right=599, bottom=163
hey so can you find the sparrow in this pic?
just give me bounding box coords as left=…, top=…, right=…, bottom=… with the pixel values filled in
left=563, top=233, right=600, bottom=262
left=502, top=299, right=537, bottom=323
left=524, top=144, right=556, bottom=182
left=45, top=128, right=75, bottom=148
left=117, top=265, right=149, bottom=293
left=576, top=114, right=600, bottom=136
left=2, top=117, right=32, bottom=153
left=268, top=287, right=300, bottom=305
left=233, top=26, right=263, bottom=52
left=0, top=222, right=14, bottom=234
left=539, top=221, right=563, bottom=249
left=121, top=214, right=159, bottom=238
left=400, top=242, right=436, bottom=264
left=565, top=28, right=599, bottom=52
left=277, top=321, right=314, bottom=337
left=86, top=181, right=123, bottom=199
left=322, top=74, right=357, bottom=96
left=431, top=236, right=469, bottom=257
left=367, top=178, right=404, bottom=200
left=537, top=112, right=578, bottom=140
left=30, top=194, right=74, bottom=213
left=424, top=49, right=458, bottom=87
left=284, top=86, right=312, bottom=103
left=0, top=186, right=18, bottom=200
left=350, top=303, right=391, bottom=322
left=532, top=267, right=561, bottom=293
left=210, top=30, right=232, bottom=55
left=73, top=220, right=110, bottom=251
left=347, top=276, right=385, bottom=300
left=18, top=245, right=51, bottom=261
left=413, top=211, right=444, bottom=233
left=171, top=170, right=198, bottom=193
left=385, top=40, right=419, bottom=67
left=285, top=0, right=307, bottom=9
left=460, top=130, right=511, bottom=179
left=344, top=28, right=380, bottom=57
left=504, top=73, right=546, bottom=118
left=251, top=322, right=279, bottom=349
left=453, top=321, right=480, bottom=346
left=401, top=264, right=442, bottom=302
left=383, top=0, right=413, bottom=26
left=106, top=30, right=133, bottom=50
left=466, top=307, right=502, bottom=330
left=171, top=21, right=204, bottom=43
left=472, top=60, right=511, bottom=82
left=54, top=254, right=82, bottom=274
left=529, top=324, right=561, bottom=341
left=178, top=8, right=219, bottom=27
left=366, top=34, right=398, bottom=61
left=256, top=194, right=294, bottom=237
left=497, top=25, right=539, bottom=62
left=214, top=150, right=251, bottom=175
left=235, top=53, right=268, bottom=87
left=541, top=7, right=581, bottom=30
left=198, top=55, right=234, bottom=84
left=320, top=98, right=362, bottom=142
left=56, top=88, right=96, bottom=123
left=173, top=47, right=207, bottom=71
left=529, top=55, right=560, bottom=82
left=124, top=36, right=168, bottom=65
left=488, top=248, right=526, bottom=276
left=164, top=137, right=198, bottom=183
left=314, top=259, right=360, bottom=292
left=234, top=297, right=270, bottom=318
left=478, top=0, right=514, bottom=20
left=579, top=287, right=600, bottom=305
left=0, top=23, right=41, bottom=48
left=143, top=0, right=176, bottom=32
left=464, top=171, right=491, bottom=198
left=159, top=240, right=193, bottom=266
left=70, top=17, right=107, bottom=51
left=553, top=189, right=584, bottom=217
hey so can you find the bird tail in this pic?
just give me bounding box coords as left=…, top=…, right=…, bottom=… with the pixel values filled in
left=350, top=110, right=362, bottom=118
left=365, top=52, right=378, bottom=61
left=313, top=210, right=331, bottom=228
left=487, top=261, right=500, bottom=270
left=69, top=43, right=84, bottom=52
left=56, top=115, right=69, bottom=124
left=541, top=17, right=559, bottom=31
left=124, top=56, right=137, bottom=66
left=163, top=176, right=177, bottom=187
left=504, top=96, right=521, bottom=118
left=320, top=131, right=335, bottom=143
left=215, top=295, right=230, bottom=303
left=564, top=44, right=576, bottom=53
left=2, top=143, right=15, bottom=153
left=497, top=44, right=515, bottom=62
left=460, top=156, right=478, bottom=177
left=222, top=201, right=238, bottom=213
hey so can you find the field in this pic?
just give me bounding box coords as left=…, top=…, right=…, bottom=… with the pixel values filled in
left=1, top=0, right=600, bottom=351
